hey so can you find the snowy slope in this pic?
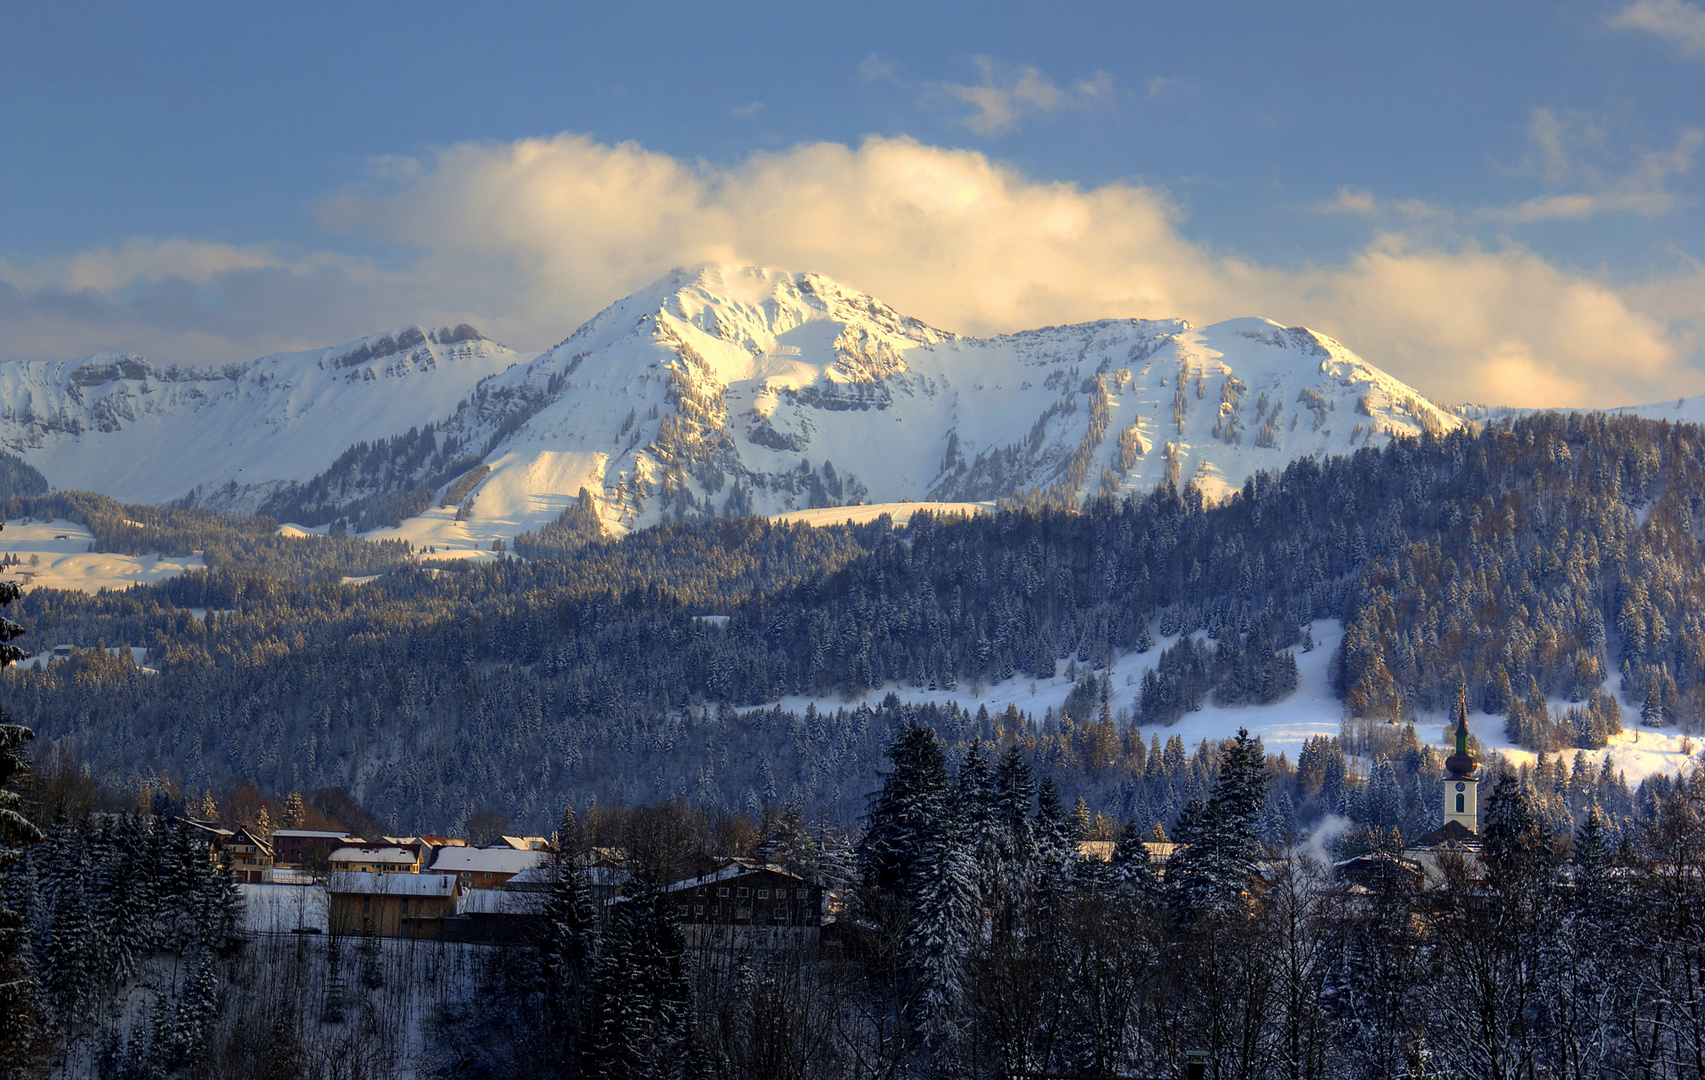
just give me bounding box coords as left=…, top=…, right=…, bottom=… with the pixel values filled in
left=0, top=326, right=520, bottom=505
left=423, top=265, right=1468, bottom=539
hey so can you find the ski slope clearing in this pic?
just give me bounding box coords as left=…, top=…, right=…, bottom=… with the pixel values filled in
left=0, top=518, right=204, bottom=593
left=359, top=505, right=509, bottom=563
left=757, top=619, right=1696, bottom=786
left=770, top=501, right=995, bottom=528
left=756, top=621, right=1349, bottom=762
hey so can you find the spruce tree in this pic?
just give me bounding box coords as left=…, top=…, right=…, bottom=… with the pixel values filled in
left=0, top=580, right=41, bottom=1064
left=862, top=724, right=954, bottom=894
left=906, top=790, right=979, bottom=1030
left=1167, top=728, right=1268, bottom=919
left=993, top=744, right=1037, bottom=880
left=540, top=829, right=600, bottom=1073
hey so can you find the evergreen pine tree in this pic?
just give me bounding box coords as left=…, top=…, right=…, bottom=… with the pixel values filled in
left=358, top=927, right=383, bottom=990
left=955, top=742, right=1002, bottom=901
left=540, top=830, right=600, bottom=1072
left=1110, top=819, right=1161, bottom=898
left=993, top=744, right=1037, bottom=883
left=1167, top=728, right=1268, bottom=919
left=0, top=580, right=41, bottom=1064
left=321, top=932, right=347, bottom=1024
left=862, top=724, right=954, bottom=894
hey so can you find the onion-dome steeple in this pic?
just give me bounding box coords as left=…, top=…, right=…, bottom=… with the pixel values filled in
left=1444, top=683, right=1479, bottom=778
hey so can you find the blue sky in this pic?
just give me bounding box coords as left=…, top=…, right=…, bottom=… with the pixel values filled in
left=1, top=1, right=1702, bottom=406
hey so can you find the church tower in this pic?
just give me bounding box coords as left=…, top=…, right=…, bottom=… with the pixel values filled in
left=1443, top=684, right=1480, bottom=834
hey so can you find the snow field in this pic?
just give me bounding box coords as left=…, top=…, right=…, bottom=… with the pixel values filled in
left=0, top=518, right=204, bottom=594
left=770, top=501, right=995, bottom=528
left=751, top=618, right=1697, bottom=787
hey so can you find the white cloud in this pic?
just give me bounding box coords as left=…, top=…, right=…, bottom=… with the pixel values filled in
left=1315, top=187, right=1452, bottom=224
left=856, top=54, right=897, bottom=83
left=936, top=57, right=1114, bottom=136
left=4, top=132, right=1702, bottom=409
left=1481, top=108, right=1702, bottom=223
left=1611, top=0, right=1705, bottom=56
left=1145, top=76, right=1187, bottom=101
left=730, top=101, right=766, bottom=120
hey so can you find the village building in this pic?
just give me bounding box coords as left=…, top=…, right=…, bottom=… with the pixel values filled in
left=573, top=848, right=632, bottom=902
left=183, top=818, right=234, bottom=849
left=428, top=845, right=547, bottom=890
left=1338, top=700, right=1485, bottom=891
left=665, top=858, right=828, bottom=928
left=269, top=829, right=351, bottom=869
left=329, top=845, right=421, bottom=874
left=1075, top=839, right=1179, bottom=871
left=453, top=886, right=548, bottom=944
left=328, top=870, right=458, bottom=938
left=225, top=825, right=274, bottom=883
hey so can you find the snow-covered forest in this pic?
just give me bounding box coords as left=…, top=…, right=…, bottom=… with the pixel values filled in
left=8, top=719, right=1705, bottom=1078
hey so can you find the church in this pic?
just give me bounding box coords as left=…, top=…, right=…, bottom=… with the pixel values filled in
left=1335, top=687, right=1483, bottom=891
left=1414, top=686, right=1482, bottom=848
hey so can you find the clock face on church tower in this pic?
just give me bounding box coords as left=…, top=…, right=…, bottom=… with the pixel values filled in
left=1456, top=782, right=1466, bottom=792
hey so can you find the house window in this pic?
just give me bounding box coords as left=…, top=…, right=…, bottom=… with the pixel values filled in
left=717, top=887, right=729, bottom=897
left=678, top=905, right=690, bottom=916
left=737, top=887, right=749, bottom=897
left=694, top=905, right=704, bottom=915
left=757, top=889, right=770, bottom=899
left=1456, top=794, right=1465, bottom=814
left=363, top=897, right=371, bottom=913
left=401, top=899, right=409, bottom=915
left=775, top=908, right=787, bottom=921
left=696, top=887, right=706, bottom=896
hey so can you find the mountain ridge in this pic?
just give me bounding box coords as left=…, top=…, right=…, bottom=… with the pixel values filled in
left=0, top=265, right=1477, bottom=540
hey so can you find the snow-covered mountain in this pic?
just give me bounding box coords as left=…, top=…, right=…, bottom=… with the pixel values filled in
left=0, top=325, right=520, bottom=506
left=0, top=265, right=1470, bottom=537
left=402, top=265, right=1466, bottom=537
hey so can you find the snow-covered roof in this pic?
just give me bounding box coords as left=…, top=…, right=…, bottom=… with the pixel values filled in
left=499, top=835, right=551, bottom=851
left=429, top=847, right=547, bottom=875
left=330, top=847, right=418, bottom=865
left=329, top=871, right=457, bottom=896
left=271, top=829, right=350, bottom=839
left=665, top=858, right=803, bottom=893
left=459, top=889, right=547, bottom=916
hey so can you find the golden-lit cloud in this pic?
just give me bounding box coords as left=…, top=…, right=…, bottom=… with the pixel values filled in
left=3, top=132, right=1701, bottom=410
left=319, top=132, right=1701, bottom=408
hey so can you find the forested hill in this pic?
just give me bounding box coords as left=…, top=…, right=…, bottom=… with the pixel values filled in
left=6, top=411, right=1703, bottom=835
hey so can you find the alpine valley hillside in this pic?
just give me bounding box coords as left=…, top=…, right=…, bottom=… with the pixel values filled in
left=0, top=265, right=1467, bottom=541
